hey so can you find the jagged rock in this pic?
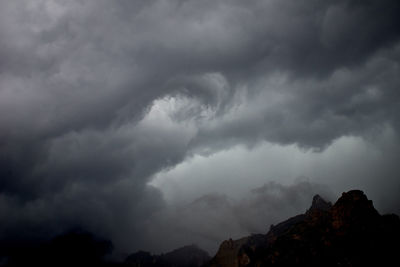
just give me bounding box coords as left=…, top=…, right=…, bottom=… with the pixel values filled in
left=209, top=238, right=249, bottom=267
left=330, top=190, right=379, bottom=231
left=306, top=194, right=332, bottom=214
left=207, top=190, right=400, bottom=267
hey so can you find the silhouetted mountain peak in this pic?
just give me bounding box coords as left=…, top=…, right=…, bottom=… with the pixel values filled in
left=309, top=194, right=332, bottom=211
left=305, top=194, right=332, bottom=221
left=330, top=190, right=380, bottom=232
left=333, top=190, right=376, bottom=211
left=208, top=190, right=400, bottom=267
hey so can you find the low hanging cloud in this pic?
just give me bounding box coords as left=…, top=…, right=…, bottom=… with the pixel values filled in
left=144, top=180, right=334, bottom=254
left=0, top=0, right=399, bottom=256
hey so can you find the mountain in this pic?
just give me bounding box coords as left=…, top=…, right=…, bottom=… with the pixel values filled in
left=208, top=190, right=400, bottom=267
left=125, top=244, right=211, bottom=267
left=3, top=190, right=398, bottom=267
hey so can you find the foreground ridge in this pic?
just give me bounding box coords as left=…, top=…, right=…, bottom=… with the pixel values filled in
left=208, top=190, right=400, bottom=267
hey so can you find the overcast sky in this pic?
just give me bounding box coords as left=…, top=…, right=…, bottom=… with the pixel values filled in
left=1, top=0, right=400, bottom=256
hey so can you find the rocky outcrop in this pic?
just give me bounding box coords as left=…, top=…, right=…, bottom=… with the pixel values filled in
left=306, top=194, right=332, bottom=214
left=208, top=190, right=400, bottom=267
left=330, top=190, right=379, bottom=231
left=209, top=237, right=249, bottom=267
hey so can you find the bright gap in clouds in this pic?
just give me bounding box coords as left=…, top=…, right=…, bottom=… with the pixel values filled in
left=144, top=92, right=400, bottom=215
left=143, top=95, right=400, bottom=253
left=150, top=128, right=399, bottom=215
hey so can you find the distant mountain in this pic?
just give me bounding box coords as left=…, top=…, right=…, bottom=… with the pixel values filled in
left=5, top=190, right=398, bottom=267
left=207, top=190, right=400, bottom=267
left=125, top=244, right=211, bottom=267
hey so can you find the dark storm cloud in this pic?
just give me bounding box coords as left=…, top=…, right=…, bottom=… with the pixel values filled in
left=194, top=46, right=400, bottom=149
left=0, top=0, right=399, bottom=255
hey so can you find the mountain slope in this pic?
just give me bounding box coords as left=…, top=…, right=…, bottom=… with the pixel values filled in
left=208, top=190, right=400, bottom=267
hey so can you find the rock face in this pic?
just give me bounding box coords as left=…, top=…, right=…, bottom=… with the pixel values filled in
left=125, top=245, right=210, bottom=267
left=208, top=190, right=400, bottom=267
left=306, top=194, right=332, bottom=214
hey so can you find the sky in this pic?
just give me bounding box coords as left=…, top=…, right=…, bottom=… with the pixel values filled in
left=0, top=0, right=400, bottom=257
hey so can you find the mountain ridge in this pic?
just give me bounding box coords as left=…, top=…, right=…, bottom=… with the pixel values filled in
left=207, top=190, right=400, bottom=267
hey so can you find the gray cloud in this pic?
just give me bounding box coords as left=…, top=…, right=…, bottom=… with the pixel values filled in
left=193, top=46, right=400, bottom=150
left=0, top=0, right=399, bottom=256
left=145, top=181, right=333, bottom=254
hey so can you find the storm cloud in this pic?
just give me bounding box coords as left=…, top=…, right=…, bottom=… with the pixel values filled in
left=0, top=0, right=399, bottom=256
